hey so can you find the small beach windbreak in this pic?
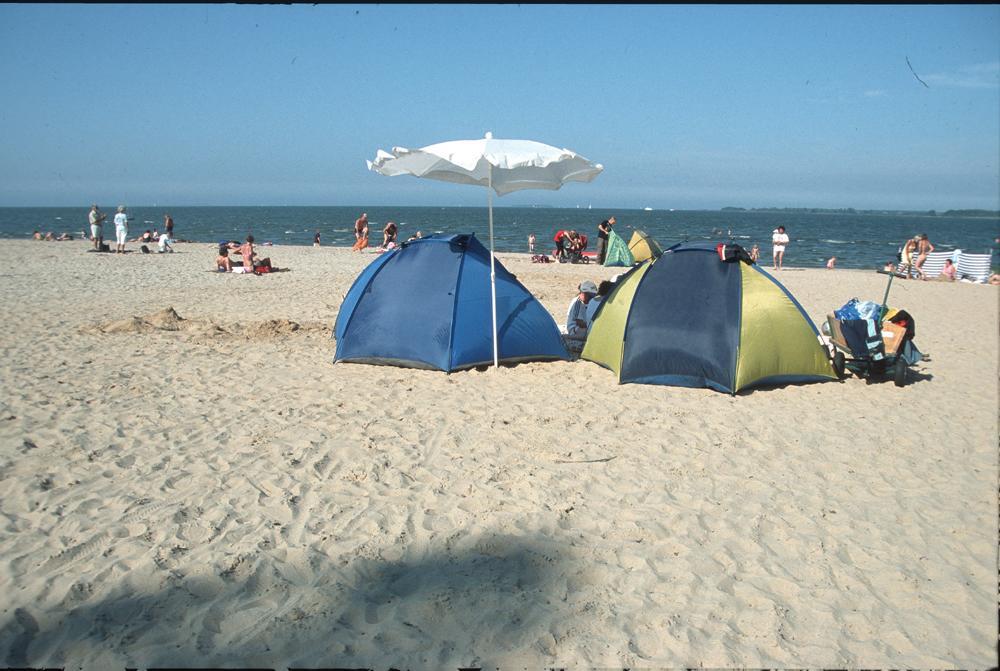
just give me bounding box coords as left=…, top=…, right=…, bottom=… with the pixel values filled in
left=582, top=242, right=836, bottom=393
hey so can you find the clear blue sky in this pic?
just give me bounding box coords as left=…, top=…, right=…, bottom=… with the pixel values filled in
left=1, top=4, right=998, bottom=210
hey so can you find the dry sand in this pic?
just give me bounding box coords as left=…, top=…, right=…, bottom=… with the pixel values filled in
left=0, top=239, right=996, bottom=669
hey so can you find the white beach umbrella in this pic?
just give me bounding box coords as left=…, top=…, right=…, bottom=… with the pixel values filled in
left=367, top=132, right=603, bottom=368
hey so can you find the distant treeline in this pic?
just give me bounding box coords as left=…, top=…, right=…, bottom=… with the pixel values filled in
left=720, top=206, right=1000, bottom=218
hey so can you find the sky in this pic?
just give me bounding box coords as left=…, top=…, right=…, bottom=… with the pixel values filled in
left=1, top=4, right=998, bottom=211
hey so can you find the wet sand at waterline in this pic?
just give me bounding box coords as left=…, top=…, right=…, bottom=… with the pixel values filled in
left=0, top=239, right=995, bottom=668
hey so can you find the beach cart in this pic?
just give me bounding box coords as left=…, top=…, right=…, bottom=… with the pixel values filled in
left=825, top=270, right=921, bottom=387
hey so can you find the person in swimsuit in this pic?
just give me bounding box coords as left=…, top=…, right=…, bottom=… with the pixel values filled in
left=353, top=213, right=369, bottom=251
left=216, top=245, right=232, bottom=272
left=915, top=233, right=935, bottom=280
left=382, top=221, right=398, bottom=248
left=240, top=235, right=256, bottom=270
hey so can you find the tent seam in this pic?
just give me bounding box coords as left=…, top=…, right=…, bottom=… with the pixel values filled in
left=335, top=250, right=397, bottom=351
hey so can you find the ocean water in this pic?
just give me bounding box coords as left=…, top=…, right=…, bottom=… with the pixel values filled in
left=2, top=206, right=996, bottom=269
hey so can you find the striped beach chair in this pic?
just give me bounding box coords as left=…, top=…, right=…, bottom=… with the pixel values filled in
left=918, top=251, right=954, bottom=279
left=956, top=252, right=992, bottom=283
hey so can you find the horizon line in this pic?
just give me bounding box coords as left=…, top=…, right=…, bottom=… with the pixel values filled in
left=1, top=204, right=997, bottom=214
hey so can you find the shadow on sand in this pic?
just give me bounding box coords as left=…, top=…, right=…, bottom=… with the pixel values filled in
left=1, top=532, right=572, bottom=669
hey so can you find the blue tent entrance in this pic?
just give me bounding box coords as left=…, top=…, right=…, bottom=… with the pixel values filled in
left=334, top=234, right=569, bottom=371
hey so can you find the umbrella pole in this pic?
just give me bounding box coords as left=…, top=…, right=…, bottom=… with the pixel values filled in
left=488, top=166, right=499, bottom=369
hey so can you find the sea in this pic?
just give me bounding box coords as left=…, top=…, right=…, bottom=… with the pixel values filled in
left=3, top=206, right=997, bottom=270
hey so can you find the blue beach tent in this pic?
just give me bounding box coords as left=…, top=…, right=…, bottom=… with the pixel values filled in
left=334, top=234, right=569, bottom=371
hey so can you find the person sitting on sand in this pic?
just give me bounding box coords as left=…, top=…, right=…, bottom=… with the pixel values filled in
left=406, top=231, right=423, bottom=242
left=32, top=230, right=43, bottom=240
left=564, top=280, right=599, bottom=352
left=936, top=258, right=956, bottom=282
left=158, top=232, right=173, bottom=253
left=134, top=230, right=154, bottom=243
left=585, top=280, right=614, bottom=323
left=44, top=231, right=55, bottom=241
left=216, top=245, right=232, bottom=272
left=55, top=232, right=72, bottom=241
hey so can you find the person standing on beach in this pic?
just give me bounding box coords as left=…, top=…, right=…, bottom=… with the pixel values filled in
left=772, top=226, right=789, bottom=270
left=164, top=213, right=174, bottom=239
left=899, top=237, right=918, bottom=279
left=88, top=204, right=106, bottom=250
left=113, top=206, right=128, bottom=254
left=596, top=216, right=615, bottom=264
left=528, top=233, right=536, bottom=253
left=915, top=233, right=934, bottom=280
left=313, top=230, right=321, bottom=247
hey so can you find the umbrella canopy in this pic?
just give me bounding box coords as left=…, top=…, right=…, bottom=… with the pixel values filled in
left=367, top=133, right=604, bottom=196
left=368, top=132, right=602, bottom=368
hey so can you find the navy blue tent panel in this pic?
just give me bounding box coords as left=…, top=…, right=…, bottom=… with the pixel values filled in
left=620, top=246, right=742, bottom=391
left=334, top=234, right=569, bottom=371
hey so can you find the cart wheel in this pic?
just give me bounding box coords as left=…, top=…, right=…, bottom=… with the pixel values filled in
left=894, top=360, right=908, bottom=387
left=832, top=352, right=846, bottom=379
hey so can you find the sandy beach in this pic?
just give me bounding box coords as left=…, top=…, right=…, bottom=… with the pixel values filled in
left=0, top=238, right=996, bottom=669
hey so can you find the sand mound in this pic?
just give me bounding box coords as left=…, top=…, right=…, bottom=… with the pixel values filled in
left=84, top=309, right=327, bottom=342
left=85, top=307, right=185, bottom=334
left=145, top=307, right=184, bottom=330
left=242, top=319, right=301, bottom=339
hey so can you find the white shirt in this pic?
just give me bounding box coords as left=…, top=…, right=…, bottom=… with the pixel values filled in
left=772, top=230, right=789, bottom=247
left=114, top=212, right=128, bottom=229
left=158, top=233, right=171, bottom=251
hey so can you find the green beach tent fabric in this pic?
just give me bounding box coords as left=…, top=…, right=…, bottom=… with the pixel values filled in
left=603, top=229, right=635, bottom=267
left=627, top=230, right=663, bottom=263
left=582, top=242, right=836, bottom=393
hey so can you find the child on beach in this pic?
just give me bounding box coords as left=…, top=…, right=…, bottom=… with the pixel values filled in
left=528, top=233, right=536, bottom=253
left=826, top=256, right=837, bottom=269
left=749, top=244, right=759, bottom=262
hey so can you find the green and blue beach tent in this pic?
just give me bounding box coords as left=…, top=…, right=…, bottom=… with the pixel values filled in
left=603, top=229, right=635, bottom=266
left=334, top=233, right=569, bottom=371
left=582, top=242, right=836, bottom=393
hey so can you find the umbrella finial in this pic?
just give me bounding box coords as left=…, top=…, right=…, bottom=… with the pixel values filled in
left=484, top=131, right=493, bottom=140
